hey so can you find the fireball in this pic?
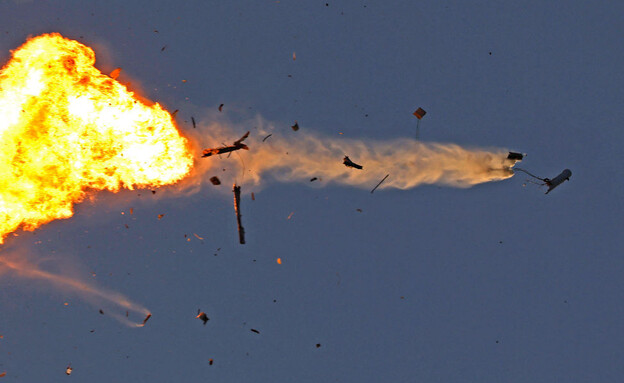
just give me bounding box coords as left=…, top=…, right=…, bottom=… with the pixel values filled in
left=0, top=33, right=194, bottom=243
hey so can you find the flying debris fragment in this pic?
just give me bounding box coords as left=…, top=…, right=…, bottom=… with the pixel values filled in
left=291, top=121, right=299, bottom=131
left=141, top=313, right=152, bottom=326
left=507, top=152, right=525, bottom=160
left=233, top=184, right=246, bottom=244
left=370, top=174, right=390, bottom=193
left=196, top=310, right=209, bottom=325
left=65, top=365, right=73, bottom=375
left=545, top=169, right=572, bottom=194
left=209, top=176, right=221, bottom=185
left=250, top=328, right=260, bottom=334
left=413, top=107, right=427, bottom=119
left=413, top=107, right=427, bottom=139
left=343, top=156, right=363, bottom=169
left=219, top=104, right=224, bottom=112
left=109, top=67, right=121, bottom=80
left=514, top=167, right=572, bottom=194
left=191, top=116, right=196, bottom=129
left=202, top=131, right=250, bottom=157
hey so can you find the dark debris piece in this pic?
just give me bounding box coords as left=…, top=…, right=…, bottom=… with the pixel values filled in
left=291, top=121, right=299, bottom=131
left=141, top=314, right=152, bottom=326
left=343, top=156, right=363, bottom=169
left=196, top=310, right=209, bottom=325
left=219, top=104, right=224, bottom=112
left=202, top=131, right=250, bottom=157
left=250, top=329, right=260, bottom=334
left=233, top=184, right=246, bottom=245
left=209, top=176, right=221, bottom=185
left=370, top=174, right=389, bottom=193
left=310, top=177, right=318, bottom=182
left=507, top=152, right=524, bottom=160
left=413, top=107, right=426, bottom=119
left=191, top=116, right=196, bottom=129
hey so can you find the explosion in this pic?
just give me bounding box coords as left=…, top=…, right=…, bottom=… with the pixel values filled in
left=0, top=33, right=193, bottom=244
left=0, top=33, right=519, bottom=326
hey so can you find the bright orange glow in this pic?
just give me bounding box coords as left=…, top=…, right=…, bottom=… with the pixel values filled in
left=276, top=258, right=282, bottom=264
left=0, top=33, right=194, bottom=243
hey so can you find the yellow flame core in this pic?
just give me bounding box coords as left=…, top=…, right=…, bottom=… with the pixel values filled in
left=0, top=33, right=193, bottom=243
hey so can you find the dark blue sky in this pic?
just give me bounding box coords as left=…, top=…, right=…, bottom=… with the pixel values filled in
left=1, top=1, right=623, bottom=381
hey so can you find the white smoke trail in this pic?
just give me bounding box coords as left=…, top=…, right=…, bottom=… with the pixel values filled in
left=0, top=251, right=150, bottom=327
left=183, top=118, right=517, bottom=191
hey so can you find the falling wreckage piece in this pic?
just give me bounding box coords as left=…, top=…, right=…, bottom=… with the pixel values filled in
left=544, top=169, right=572, bottom=194
left=202, top=131, right=250, bottom=157
left=343, top=156, right=363, bottom=169
left=507, top=152, right=525, bottom=161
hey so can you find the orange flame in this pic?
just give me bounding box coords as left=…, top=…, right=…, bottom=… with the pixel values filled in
left=0, top=33, right=194, bottom=243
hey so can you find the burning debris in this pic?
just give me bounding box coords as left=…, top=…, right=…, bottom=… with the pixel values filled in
left=65, top=365, right=73, bottom=375
left=141, top=313, right=152, bottom=326
left=109, top=67, right=121, bottom=80
left=413, top=107, right=427, bottom=139
left=196, top=310, right=209, bottom=325
left=413, top=107, right=427, bottom=119
left=233, top=184, right=246, bottom=244
left=202, top=131, right=250, bottom=157
left=343, top=156, right=363, bottom=169
left=209, top=176, right=221, bottom=185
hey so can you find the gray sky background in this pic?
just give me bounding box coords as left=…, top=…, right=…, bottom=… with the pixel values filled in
left=0, top=1, right=623, bottom=382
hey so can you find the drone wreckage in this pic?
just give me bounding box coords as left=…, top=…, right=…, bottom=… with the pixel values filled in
left=507, top=152, right=572, bottom=194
